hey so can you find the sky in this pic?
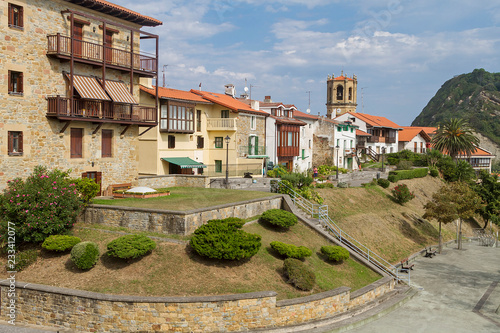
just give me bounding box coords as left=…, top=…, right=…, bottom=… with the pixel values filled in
left=115, top=0, right=500, bottom=126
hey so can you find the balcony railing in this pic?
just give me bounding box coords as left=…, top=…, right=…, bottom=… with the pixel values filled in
left=47, top=96, right=156, bottom=125
left=367, top=136, right=396, bottom=143
left=206, top=118, right=237, bottom=131
left=47, top=34, right=157, bottom=75
left=238, top=145, right=266, bottom=157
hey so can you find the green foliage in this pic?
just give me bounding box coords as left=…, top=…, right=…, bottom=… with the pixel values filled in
left=270, top=241, right=312, bottom=259
left=337, top=182, right=349, bottom=188
left=388, top=168, right=428, bottom=182
left=71, top=177, right=100, bottom=204
left=396, top=160, right=413, bottom=170
left=320, top=245, right=350, bottom=262
left=70, top=241, right=100, bottom=270
left=107, top=235, right=156, bottom=259
left=438, top=158, right=475, bottom=182
left=42, top=235, right=81, bottom=252
left=8, top=249, right=38, bottom=272
left=267, top=165, right=289, bottom=178
left=431, top=118, right=480, bottom=160
left=426, top=149, right=443, bottom=168
left=318, top=165, right=348, bottom=175
left=283, top=258, right=316, bottom=291
left=377, top=178, right=390, bottom=188
left=0, top=166, right=84, bottom=243
left=281, top=172, right=313, bottom=189
left=259, top=209, right=298, bottom=228
left=386, top=150, right=422, bottom=166
left=298, top=187, right=324, bottom=204
left=190, top=218, right=261, bottom=260
left=429, top=167, right=439, bottom=177
left=471, top=171, right=500, bottom=227
left=315, top=182, right=335, bottom=189
left=391, top=184, right=415, bottom=204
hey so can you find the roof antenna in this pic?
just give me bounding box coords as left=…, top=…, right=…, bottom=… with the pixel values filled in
left=199, top=82, right=202, bottom=91
left=306, top=91, right=311, bottom=113
left=162, top=65, right=168, bottom=87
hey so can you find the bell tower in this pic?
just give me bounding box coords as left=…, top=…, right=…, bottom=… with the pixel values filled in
left=326, top=71, right=358, bottom=118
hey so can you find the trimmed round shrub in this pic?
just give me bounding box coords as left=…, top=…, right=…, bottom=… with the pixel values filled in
left=283, top=258, right=316, bottom=291
left=321, top=245, right=350, bottom=262
left=42, top=235, right=81, bottom=252
left=429, top=168, right=439, bottom=177
left=70, top=241, right=100, bottom=270
left=377, top=178, right=390, bottom=189
left=396, top=160, right=413, bottom=170
left=259, top=209, right=297, bottom=228
left=107, top=235, right=156, bottom=259
left=190, top=218, right=261, bottom=260
left=270, top=241, right=312, bottom=259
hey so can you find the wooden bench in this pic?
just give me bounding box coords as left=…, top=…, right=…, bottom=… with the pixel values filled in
left=425, top=247, right=437, bottom=258
left=400, top=257, right=414, bottom=273
left=106, top=183, right=132, bottom=196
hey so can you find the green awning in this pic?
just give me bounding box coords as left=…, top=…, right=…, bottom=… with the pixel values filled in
left=161, top=157, right=207, bottom=168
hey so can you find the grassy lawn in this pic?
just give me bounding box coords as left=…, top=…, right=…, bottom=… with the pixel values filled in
left=3, top=221, right=381, bottom=301
left=92, top=187, right=280, bottom=211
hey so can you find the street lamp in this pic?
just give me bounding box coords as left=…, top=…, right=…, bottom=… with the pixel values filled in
left=381, top=147, right=386, bottom=173
left=225, top=135, right=230, bottom=189
left=335, top=145, right=340, bottom=180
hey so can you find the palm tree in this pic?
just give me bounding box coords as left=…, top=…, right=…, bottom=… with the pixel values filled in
left=432, top=118, right=480, bottom=161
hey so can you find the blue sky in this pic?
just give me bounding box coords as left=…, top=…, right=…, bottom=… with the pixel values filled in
left=117, top=0, right=500, bottom=125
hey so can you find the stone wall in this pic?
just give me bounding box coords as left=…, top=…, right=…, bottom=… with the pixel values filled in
left=137, top=174, right=210, bottom=189
left=79, top=195, right=283, bottom=235
left=0, top=277, right=395, bottom=332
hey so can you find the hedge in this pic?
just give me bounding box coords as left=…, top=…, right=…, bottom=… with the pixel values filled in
left=283, top=258, right=316, bottom=291
left=259, top=209, right=298, bottom=228
left=388, top=167, right=428, bottom=182
left=270, top=241, right=312, bottom=259
left=320, top=245, right=350, bottom=262
left=42, top=235, right=81, bottom=252
left=71, top=241, right=100, bottom=270
left=107, top=235, right=156, bottom=259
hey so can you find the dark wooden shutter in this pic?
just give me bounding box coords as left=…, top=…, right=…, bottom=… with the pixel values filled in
left=101, top=130, right=112, bottom=157
left=18, top=132, right=23, bottom=153
left=7, top=132, right=13, bottom=154
left=8, top=71, right=12, bottom=92
left=71, top=128, right=83, bottom=158
left=18, top=72, right=23, bottom=93
left=19, top=6, right=23, bottom=27
left=8, top=3, right=12, bottom=25
left=254, top=136, right=259, bottom=155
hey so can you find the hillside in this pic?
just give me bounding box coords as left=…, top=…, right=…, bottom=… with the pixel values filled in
left=318, top=176, right=486, bottom=263
left=411, top=68, right=500, bottom=160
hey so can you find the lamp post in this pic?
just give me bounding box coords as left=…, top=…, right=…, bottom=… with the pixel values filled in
left=335, top=145, right=340, bottom=180
left=225, top=135, right=230, bottom=189
left=381, top=147, right=386, bottom=173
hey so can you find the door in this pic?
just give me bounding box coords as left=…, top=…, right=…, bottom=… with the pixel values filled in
left=105, top=31, right=113, bottom=63
left=72, top=22, right=83, bottom=57
left=82, top=171, right=102, bottom=196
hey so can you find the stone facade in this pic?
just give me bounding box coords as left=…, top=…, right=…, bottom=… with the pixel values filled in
left=0, top=277, right=394, bottom=332
left=137, top=174, right=210, bottom=188
left=0, top=0, right=159, bottom=191
left=79, top=195, right=283, bottom=235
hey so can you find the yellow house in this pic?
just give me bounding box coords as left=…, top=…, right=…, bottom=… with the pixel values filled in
left=139, top=84, right=268, bottom=177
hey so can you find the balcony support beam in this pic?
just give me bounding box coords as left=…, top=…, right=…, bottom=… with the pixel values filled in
left=121, top=125, right=131, bottom=136
left=92, top=123, right=103, bottom=135
left=59, top=121, right=72, bottom=134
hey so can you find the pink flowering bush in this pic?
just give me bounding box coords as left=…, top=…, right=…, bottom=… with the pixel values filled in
left=0, top=166, right=84, bottom=243
left=391, top=184, right=415, bottom=205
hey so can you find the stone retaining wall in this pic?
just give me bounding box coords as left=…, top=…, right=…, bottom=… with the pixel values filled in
left=0, top=277, right=394, bottom=332
left=79, top=195, right=283, bottom=235
left=137, top=175, right=210, bottom=189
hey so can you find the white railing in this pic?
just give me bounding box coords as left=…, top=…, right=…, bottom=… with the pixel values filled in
left=273, top=180, right=410, bottom=285
left=206, top=118, right=237, bottom=130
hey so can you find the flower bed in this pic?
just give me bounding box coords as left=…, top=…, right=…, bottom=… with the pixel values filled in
left=112, top=191, right=170, bottom=199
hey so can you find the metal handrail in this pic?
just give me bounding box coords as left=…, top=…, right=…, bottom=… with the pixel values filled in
left=274, top=180, right=409, bottom=284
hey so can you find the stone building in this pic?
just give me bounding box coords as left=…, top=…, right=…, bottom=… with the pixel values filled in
left=0, top=0, right=161, bottom=193
left=326, top=71, right=358, bottom=118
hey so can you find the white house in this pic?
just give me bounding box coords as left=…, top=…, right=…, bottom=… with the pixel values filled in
left=398, top=127, right=432, bottom=153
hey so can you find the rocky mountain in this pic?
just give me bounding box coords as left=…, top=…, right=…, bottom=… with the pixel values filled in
left=411, top=69, right=500, bottom=161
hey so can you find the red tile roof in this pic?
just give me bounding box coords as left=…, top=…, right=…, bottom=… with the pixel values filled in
left=271, top=116, right=306, bottom=126
left=332, top=75, right=354, bottom=81
left=343, top=112, right=402, bottom=129
left=356, top=129, right=371, bottom=137
left=293, top=110, right=319, bottom=120
left=140, top=85, right=208, bottom=103
left=190, top=90, right=268, bottom=116
left=64, top=0, right=162, bottom=26
left=259, top=102, right=297, bottom=109
left=403, top=126, right=437, bottom=136
left=398, top=127, right=432, bottom=142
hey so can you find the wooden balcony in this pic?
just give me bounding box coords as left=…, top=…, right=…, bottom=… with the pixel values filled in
left=206, top=118, right=237, bottom=131
left=367, top=136, right=396, bottom=143
left=47, top=34, right=157, bottom=77
left=47, top=96, right=157, bottom=126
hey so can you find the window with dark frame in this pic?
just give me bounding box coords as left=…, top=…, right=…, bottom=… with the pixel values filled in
left=8, top=3, right=23, bottom=29
left=70, top=128, right=83, bottom=158
left=160, top=102, right=194, bottom=133
left=215, top=160, right=222, bottom=173
left=196, top=110, right=201, bottom=132
left=101, top=129, right=113, bottom=158
left=215, top=137, right=223, bottom=148
left=8, top=70, right=23, bottom=95
left=197, top=136, right=204, bottom=149
left=221, top=110, right=229, bottom=118
left=7, top=131, right=23, bottom=156
left=168, top=135, right=175, bottom=149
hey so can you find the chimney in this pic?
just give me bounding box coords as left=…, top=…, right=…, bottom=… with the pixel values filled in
left=250, top=100, right=260, bottom=110
left=140, top=77, right=153, bottom=89
left=224, top=84, right=235, bottom=97
left=264, top=95, right=272, bottom=103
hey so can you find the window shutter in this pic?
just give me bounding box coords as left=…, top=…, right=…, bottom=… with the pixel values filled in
left=7, top=132, right=13, bottom=154
left=19, top=6, right=23, bottom=27
left=102, top=130, right=112, bottom=157
left=18, top=72, right=23, bottom=93
left=8, top=3, right=12, bottom=25
left=248, top=136, right=252, bottom=155
left=254, top=136, right=259, bottom=155
left=18, top=132, right=23, bottom=153
left=82, top=172, right=88, bottom=178
left=71, top=128, right=83, bottom=158
left=8, top=71, right=12, bottom=92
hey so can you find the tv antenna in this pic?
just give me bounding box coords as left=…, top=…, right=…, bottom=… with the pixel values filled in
left=306, top=91, right=311, bottom=113
left=162, top=65, right=168, bottom=87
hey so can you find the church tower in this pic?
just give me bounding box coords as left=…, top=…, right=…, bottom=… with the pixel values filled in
left=326, top=71, right=358, bottom=118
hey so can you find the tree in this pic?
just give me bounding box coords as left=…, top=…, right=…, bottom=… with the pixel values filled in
left=472, top=171, right=500, bottom=228
left=425, top=149, right=443, bottom=168
left=432, top=118, right=480, bottom=161
left=424, top=182, right=483, bottom=252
